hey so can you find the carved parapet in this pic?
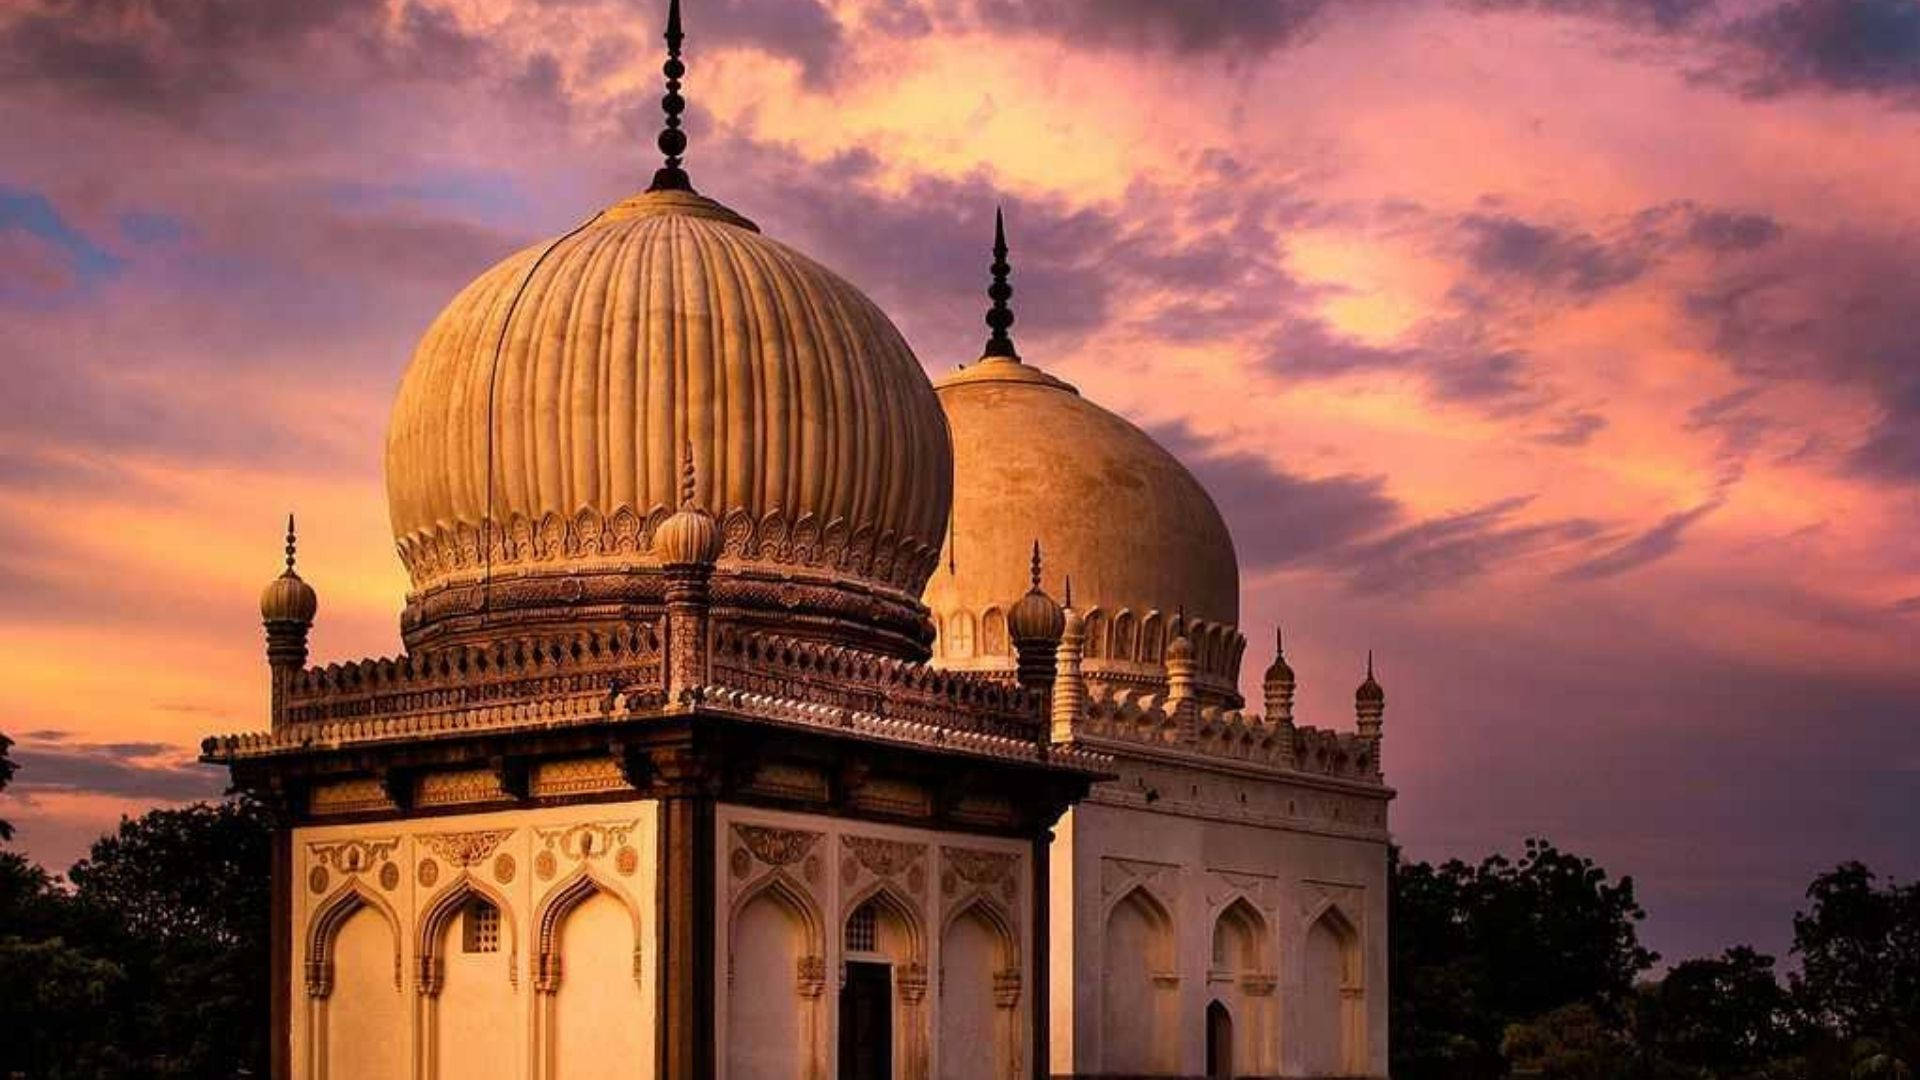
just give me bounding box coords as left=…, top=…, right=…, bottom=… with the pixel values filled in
left=709, top=628, right=1045, bottom=743
left=1078, top=683, right=1386, bottom=784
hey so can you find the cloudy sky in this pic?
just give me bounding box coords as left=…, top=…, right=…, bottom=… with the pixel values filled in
left=1, top=0, right=1917, bottom=964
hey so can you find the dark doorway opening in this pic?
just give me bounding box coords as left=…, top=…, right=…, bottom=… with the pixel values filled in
left=1207, top=999, right=1233, bottom=1079
left=839, top=960, right=893, bottom=1080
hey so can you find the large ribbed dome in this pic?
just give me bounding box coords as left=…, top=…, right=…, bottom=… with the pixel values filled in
left=924, top=356, right=1245, bottom=703
left=385, top=188, right=953, bottom=653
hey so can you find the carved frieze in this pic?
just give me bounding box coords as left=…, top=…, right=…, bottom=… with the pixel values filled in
left=309, top=837, right=400, bottom=875
left=417, top=828, right=513, bottom=868
left=941, top=846, right=1019, bottom=906
left=534, top=820, right=640, bottom=862
left=735, top=824, right=822, bottom=869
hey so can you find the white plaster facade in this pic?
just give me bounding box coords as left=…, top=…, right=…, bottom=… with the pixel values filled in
left=1049, top=748, right=1390, bottom=1079
left=291, top=801, right=660, bottom=1080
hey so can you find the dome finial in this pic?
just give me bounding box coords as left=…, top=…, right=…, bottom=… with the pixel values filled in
left=679, top=440, right=698, bottom=508
left=983, top=206, right=1018, bottom=360
left=647, top=0, right=693, bottom=193
left=284, top=512, right=298, bottom=574
left=1029, top=538, right=1043, bottom=590
left=1063, top=573, right=1073, bottom=609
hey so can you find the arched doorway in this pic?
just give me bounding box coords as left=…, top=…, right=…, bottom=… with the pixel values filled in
left=1206, top=1000, right=1233, bottom=1079
left=1100, top=886, right=1176, bottom=1074
left=1299, top=906, right=1364, bottom=1077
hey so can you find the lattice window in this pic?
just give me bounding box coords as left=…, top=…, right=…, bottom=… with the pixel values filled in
left=463, top=899, right=501, bottom=953
left=845, top=901, right=879, bottom=954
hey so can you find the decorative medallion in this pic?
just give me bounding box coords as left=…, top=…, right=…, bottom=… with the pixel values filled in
left=615, top=845, right=639, bottom=876
left=378, top=862, right=400, bottom=891
left=733, top=824, right=820, bottom=868
left=907, top=864, right=926, bottom=895
left=536, top=850, right=557, bottom=881
left=803, top=854, right=822, bottom=885
left=309, top=837, right=401, bottom=874
left=417, top=828, right=513, bottom=868
left=730, top=848, right=753, bottom=879
left=307, top=866, right=329, bottom=895
left=417, top=859, right=440, bottom=888
left=840, top=854, right=860, bottom=888
left=494, top=853, right=516, bottom=885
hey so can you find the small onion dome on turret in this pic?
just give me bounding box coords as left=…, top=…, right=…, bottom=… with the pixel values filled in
left=1356, top=651, right=1385, bottom=707
left=1263, top=628, right=1295, bottom=690
left=260, top=515, right=318, bottom=625
left=1007, top=541, right=1066, bottom=646
left=1165, top=613, right=1196, bottom=664
left=655, top=446, right=722, bottom=566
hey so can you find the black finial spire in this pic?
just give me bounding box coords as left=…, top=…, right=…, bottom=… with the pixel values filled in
left=1276, top=626, right=1285, bottom=655
left=1064, top=574, right=1074, bottom=608
left=678, top=441, right=697, bottom=508
left=1029, top=539, right=1043, bottom=590
left=983, top=206, right=1018, bottom=359
left=648, top=0, right=693, bottom=192
left=284, top=513, right=298, bottom=574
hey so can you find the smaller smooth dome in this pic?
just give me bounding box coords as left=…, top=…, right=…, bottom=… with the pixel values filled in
left=261, top=570, right=317, bottom=625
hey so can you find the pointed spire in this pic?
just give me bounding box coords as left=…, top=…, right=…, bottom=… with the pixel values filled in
left=283, top=513, right=298, bottom=574
left=678, top=440, right=697, bottom=508
left=1063, top=574, right=1074, bottom=609
left=1029, top=539, right=1043, bottom=590
left=647, top=0, right=693, bottom=192
left=983, top=206, right=1018, bottom=359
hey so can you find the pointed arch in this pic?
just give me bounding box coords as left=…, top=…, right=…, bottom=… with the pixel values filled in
left=532, top=867, right=642, bottom=993
left=939, top=893, right=1023, bottom=1080
left=1301, top=901, right=1366, bottom=1076
left=1100, top=884, right=1177, bottom=1074
left=1211, top=895, right=1268, bottom=975
left=981, top=606, right=1008, bottom=657
left=728, top=870, right=828, bottom=1080
left=416, top=873, right=519, bottom=996
left=728, top=868, right=826, bottom=973
left=842, top=878, right=927, bottom=962
left=307, top=879, right=401, bottom=998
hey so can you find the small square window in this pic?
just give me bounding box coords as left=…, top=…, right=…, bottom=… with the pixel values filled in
left=463, top=900, right=501, bottom=954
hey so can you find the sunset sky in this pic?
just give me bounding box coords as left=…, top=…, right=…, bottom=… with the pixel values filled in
left=1, top=0, right=1917, bottom=965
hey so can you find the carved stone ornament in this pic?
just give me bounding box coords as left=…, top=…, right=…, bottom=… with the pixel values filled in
left=308, top=838, right=400, bottom=875
left=797, top=954, right=827, bottom=998
left=307, top=866, right=329, bottom=895
left=535, top=820, right=641, bottom=862
left=378, top=862, right=400, bottom=891
left=615, top=845, right=639, bottom=876
left=417, top=859, right=440, bottom=888
left=846, top=835, right=925, bottom=883
left=734, top=824, right=821, bottom=869
left=944, top=848, right=1016, bottom=888
left=494, top=853, right=517, bottom=885
left=418, top=828, right=513, bottom=868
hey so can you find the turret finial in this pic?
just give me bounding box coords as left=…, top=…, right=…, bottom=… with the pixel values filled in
left=1063, top=574, right=1074, bottom=609
left=1029, top=539, right=1043, bottom=590
left=647, top=0, right=693, bottom=192
left=284, top=513, right=297, bottom=574
left=679, top=441, right=698, bottom=508
left=983, top=206, right=1018, bottom=359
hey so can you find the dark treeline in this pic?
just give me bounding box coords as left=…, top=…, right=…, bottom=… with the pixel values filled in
left=1392, top=840, right=1920, bottom=1079
left=0, top=734, right=1915, bottom=1079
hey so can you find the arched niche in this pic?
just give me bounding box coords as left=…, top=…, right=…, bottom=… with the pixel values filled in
left=945, top=610, right=976, bottom=660
left=306, top=881, right=405, bottom=1080
left=531, top=870, right=647, bottom=1080
left=1210, top=897, right=1274, bottom=1075
left=842, top=881, right=930, bottom=1080
left=416, top=875, right=520, bottom=1080
left=1299, top=903, right=1365, bottom=1077
left=1112, top=610, right=1137, bottom=661
left=1082, top=609, right=1108, bottom=660
left=728, top=871, right=826, bottom=1080
left=980, top=607, right=1008, bottom=657
left=1139, top=612, right=1164, bottom=664
left=1099, top=885, right=1176, bottom=1075
left=937, top=895, right=1021, bottom=1080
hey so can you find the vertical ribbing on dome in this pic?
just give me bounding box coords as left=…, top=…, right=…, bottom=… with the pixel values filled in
left=983, top=207, right=1017, bottom=359
left=648, top=0, right=693, bottom=192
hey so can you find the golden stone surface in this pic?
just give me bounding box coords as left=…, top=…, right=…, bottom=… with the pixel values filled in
left=384, top=188, right=953, bottom=613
